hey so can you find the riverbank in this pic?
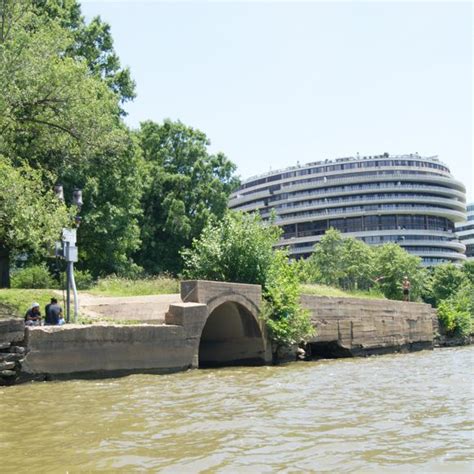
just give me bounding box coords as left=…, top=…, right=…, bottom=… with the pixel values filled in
left=1, top=280, right=445, bottom=386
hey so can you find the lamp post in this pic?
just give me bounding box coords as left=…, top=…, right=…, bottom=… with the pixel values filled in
left=54, top=185, right=82, bottom=323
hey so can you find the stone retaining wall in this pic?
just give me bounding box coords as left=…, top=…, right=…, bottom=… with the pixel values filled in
left=302, top=295, right=437, bottom=356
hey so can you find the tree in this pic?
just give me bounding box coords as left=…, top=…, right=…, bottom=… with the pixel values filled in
left=307, top=228, right=345, bottom=286
left=182, top=212, right=281, bottom=285
left=0, top=1, right=144, bottom=277
left=373, top=243, right=426, bottom=301
left=306, top=228, right=374, bottom=290
left=0, top=156, right=71, bottom=287
left=137, top=120, right=239, bottom=274
left=429, top=263, right=467, bottom=306
left=33, top=0, right=136, bottom=108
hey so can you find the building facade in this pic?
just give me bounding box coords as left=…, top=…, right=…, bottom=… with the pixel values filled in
left=229, top=153, right=467, bottom=265
left=456, top=203, right=474, bottom=260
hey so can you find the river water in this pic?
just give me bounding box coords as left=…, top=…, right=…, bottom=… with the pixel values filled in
left=0, top=347, right=472, bottom=472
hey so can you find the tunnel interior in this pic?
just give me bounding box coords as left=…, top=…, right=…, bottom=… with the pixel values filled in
left=198, top=301, right=266, bottom=368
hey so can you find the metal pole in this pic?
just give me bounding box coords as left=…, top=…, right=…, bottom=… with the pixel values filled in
left=66, top=243, right=71, bottom=323
left=70, top=262, right=79, bottom=323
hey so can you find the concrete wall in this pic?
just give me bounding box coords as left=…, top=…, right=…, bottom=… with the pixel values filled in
left=17, top=281, right=439, bottom=380
left=302, top=295, right=437, bottom=356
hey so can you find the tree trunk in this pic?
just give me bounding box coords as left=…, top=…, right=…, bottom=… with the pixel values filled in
left=0, top=244, right=10, bottom=288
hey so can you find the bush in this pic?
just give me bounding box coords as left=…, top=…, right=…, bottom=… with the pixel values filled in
left=437, top=283, right=474, bottom=338
left=262, top=251, right=315, bottom=351
left=73, top=269, right=95, bottom=290
left=11, top=264, right=57, bottom=289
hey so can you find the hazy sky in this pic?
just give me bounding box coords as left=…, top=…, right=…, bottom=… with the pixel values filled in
left=81, top=1, right=473, bottom=201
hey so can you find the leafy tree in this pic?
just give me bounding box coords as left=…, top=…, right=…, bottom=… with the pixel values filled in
left=33, top=0, right=136, bottom=108
left=0, top=1, right=143, bottom=277
left=0, top=156, right=71, bottom=287
left=339, top=237, right=374, bottom=290
left=137, top=120, right=239, bottom=274
left=182, top=211, right=314, bottom=352
left=429, top=263, right=467, bottom=306
left=182, top=212, right=281, bottom=285
left=373, top=243, right=426, bottom=301
left=462, top=260, right=474, bottom=285
left=306, top=228, right=374, bottom=290
left=307, top=228, right=345, bottom=286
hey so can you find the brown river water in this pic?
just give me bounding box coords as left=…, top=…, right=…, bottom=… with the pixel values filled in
left=0, top=347, right=472, bottom=473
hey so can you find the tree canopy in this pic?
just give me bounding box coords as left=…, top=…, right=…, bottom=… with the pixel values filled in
left=137, top=120, right=239, bottom=274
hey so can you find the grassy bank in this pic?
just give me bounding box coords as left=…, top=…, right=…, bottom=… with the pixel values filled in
left=301, top=284, right=386, bottom=300
left=0, top=289, right=59, bottom=319
left=88, top=276, right=179, bottom=297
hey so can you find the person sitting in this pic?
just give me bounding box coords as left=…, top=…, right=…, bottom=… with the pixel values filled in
left=24, top=303, right=42, bottom=326
left=45, top=298, right=64, bottom=326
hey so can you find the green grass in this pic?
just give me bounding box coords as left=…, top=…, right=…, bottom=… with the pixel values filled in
left=301, top=284, right=386, bottom=300
left=0, top=289, right=60, bottom=319
left=88, top=276, right=179, bottom=297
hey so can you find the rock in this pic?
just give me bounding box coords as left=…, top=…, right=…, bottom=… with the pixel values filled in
left=0, top=342, right=11, bottom=350
left=0, top=370, right=17, bottom=377
left=0, top=353, right=23, bottom=362
left=9, top=346, right=26, bottom=354
left=0, top=361, right=16, bottom=370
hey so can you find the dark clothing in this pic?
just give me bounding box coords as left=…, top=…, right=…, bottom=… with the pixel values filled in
left=24, top=308, right=41, bottom=326
left=403, top=289, right=409, bottom=295
left=45, top=303, right=62, bottom=325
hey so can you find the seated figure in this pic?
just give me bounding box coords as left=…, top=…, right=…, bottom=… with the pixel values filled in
left=25, top=303, right=42, bottom=326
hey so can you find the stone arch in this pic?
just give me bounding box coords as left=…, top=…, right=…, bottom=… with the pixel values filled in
left=198, top=297, right=268, bottom=367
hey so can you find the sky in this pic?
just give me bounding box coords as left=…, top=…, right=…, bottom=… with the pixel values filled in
left=81, top=0, right=473, bottom=201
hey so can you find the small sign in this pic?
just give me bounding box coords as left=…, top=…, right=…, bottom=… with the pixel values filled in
left=62, top=228, right=77, bottom=244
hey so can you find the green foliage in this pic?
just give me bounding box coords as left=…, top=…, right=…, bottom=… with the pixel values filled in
left=462, top=260, right=474, bottom=285
left=372, top=243, right=426, bottom=301
left=33, top=0, right=136, bottom=108
left=437, top=282, right=473, bottom=338
left=73, top=269, right=94, bottom=290
left=137, top=120, right=239, bottom=274
left=0, top=157, right=71, bottom=255
left=10, top=264, right=56, bottom=289
left=300, top=284, right=386, bottom=300
left=90, top=275, right=179, bottom=297
left=262, top=251, right=315, bottom=349
left=182, top=212, right=281, bottom=285
left=306, top=229, right=375, bottom=290
left=0, top=2, right=143, bottom=277
left=0, top=289, right=55, bottom=318
left=429, top=263, right=467, bottom=306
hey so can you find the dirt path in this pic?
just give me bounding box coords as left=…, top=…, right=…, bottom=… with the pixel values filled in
left=53, top=291, right=182, bottom=323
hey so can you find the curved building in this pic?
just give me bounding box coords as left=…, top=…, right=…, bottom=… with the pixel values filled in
left=229, top=153, right=467, bottom=265
left=456, top=203, right=474, bottom=260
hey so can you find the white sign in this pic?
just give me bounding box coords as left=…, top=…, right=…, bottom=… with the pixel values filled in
left=62, top=228, right=77, bottom=244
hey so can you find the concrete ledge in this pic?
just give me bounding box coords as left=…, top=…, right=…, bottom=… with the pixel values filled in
left=22, top=324, right=196, bottom=375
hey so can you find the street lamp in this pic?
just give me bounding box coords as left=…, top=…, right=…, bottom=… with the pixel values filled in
left=55, top=184, right=82, bottom=324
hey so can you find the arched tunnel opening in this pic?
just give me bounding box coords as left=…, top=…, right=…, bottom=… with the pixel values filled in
left=198, top=301, right=267, bottom=368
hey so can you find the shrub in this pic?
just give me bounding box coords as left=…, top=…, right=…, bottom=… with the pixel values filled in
left=262, top=251, right=315, bottom=351
left=437, top=283, right=473, bottom=338
left=73, top=269, right=95, bottom=290
left=11, top=264, right=57, bottom=289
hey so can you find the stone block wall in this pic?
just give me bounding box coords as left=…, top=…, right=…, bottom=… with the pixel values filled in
left=301, top=295, right=437, bottom=356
